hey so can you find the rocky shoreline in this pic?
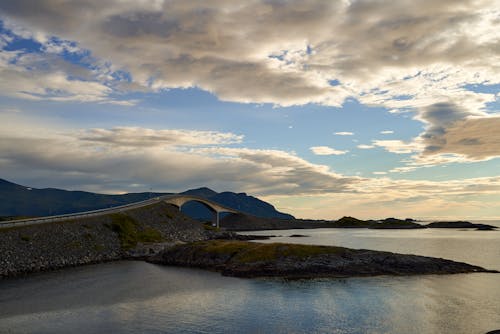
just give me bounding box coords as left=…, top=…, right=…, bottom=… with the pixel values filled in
left=219, top=214, right=498, bottom=231
left=1, top=202, right=497, bottom=280
left=147, top=240, right=498, bottom=279
left=0, top=202, right=212, bottom=278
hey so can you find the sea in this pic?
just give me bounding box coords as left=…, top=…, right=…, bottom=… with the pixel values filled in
left=0, top=220, right=499, bottom=334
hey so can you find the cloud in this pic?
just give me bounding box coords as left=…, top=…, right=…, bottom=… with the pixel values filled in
left=372, top=140, right=422, bottom=154
left=79, top=127, right=243, bottom=147
left=357, top=144, right=375, bottom=149
left=0, top=49, right=131, bottom=104
left=426, top=116, right=500, bottom=160
left=416, top=103, right=500, bottom=160
left=263, top=176, right=500, bottom=219
left=1, top=0, right=499, bottom=108
left=1, top=1, right=499, bottom=166
left=0, top=124, right=358, bottom=195
left=334, top=131, right=354, bottom=136
left=310, top=146, right=348, bottom=155
left=380, top=130, right=394, bottom=134
left=382, top=104, right=500, bottom=170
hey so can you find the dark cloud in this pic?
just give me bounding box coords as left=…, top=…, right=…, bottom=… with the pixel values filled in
left=421, top=116, right=500, bottom=159
left=0, top=130, right=358, bottom=195
left=0, top=0, right=499, bottom=160
left=415, top=102, right=500, bottom=159
left=2, top=0, right=497, bottom=105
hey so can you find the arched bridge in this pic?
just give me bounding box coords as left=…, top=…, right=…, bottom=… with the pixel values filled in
left=161, top=195, right=238, bottom=228
left=0, top=194, right=240, bottom=229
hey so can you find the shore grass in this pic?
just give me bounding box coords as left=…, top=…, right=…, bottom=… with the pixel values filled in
left=108, top=214, right=163, bottom=249
left=194, top=240, right=348, bottom=263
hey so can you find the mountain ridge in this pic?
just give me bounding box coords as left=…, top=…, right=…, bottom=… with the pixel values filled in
left=0, top=178, right=293, bottom=220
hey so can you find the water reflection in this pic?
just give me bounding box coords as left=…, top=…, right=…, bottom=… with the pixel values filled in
left=1, top=224, right=499, bottom=333
left=246, top=226, right=500, bottom=269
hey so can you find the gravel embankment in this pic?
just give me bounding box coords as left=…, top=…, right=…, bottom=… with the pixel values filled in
left=0, top=202, right=209, bottom=278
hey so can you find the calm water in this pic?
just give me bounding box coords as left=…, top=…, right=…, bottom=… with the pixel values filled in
left=1, top=223, right=499, bottom=334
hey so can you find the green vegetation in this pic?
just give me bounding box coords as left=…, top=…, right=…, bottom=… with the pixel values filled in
left=137, top=228, right=163, bottom=243
left=108, top=213, right=163, bottom=249
left=20, top=234, right=31, bottom=242
left=202, top=222, right=219, bottom=231
left=194, top=240, right=347, bottom=263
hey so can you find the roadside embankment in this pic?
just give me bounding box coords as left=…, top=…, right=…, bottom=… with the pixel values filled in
left=0, top=202, right=209, bottom=278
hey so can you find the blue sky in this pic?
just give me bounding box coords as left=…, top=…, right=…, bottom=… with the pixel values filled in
left=0, top=1, right=499, bottom=219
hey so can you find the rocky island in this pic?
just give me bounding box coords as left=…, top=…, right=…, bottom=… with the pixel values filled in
left=425, top=221, right=497, bottom=230
left=1, top=200, right=497, bottom=279
left=148, top=240, right=497, bottom=279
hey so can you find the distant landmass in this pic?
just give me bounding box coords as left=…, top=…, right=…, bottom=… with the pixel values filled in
left=0, top=179, right=294, bottom=220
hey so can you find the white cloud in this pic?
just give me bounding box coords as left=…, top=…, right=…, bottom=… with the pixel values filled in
left=357, top=144, right=375, bottom=149
left=79, top=127, right=243, bottom=147
left=263, top=176, right=500, bottom=219
left=0, top=50, right=132, bottom=104
left=380, top=130, right=394, bottom=134
left=0, top=122, right=358, bottom=195
left=373, top=140, right=422, bottom=154
left=1, top=0, right=499, bottom=110
left=310, top=146, right=348, bottom=156
left=0, top=0, right=499, bottom=173
left=334, top=131, right=354, bottom=136
left=373, top=172, right=387, bottom=175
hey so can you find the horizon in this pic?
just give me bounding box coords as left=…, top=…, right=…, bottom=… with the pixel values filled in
left=0, top=1, right=499, bottom=220
left=2, top=176, right=499, bottom=221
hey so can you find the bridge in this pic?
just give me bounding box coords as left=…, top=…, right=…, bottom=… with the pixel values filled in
left=0, top=194, right=239, bottom=230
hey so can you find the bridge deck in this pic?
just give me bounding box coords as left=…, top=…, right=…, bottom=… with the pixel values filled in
left=0, top=195, right=239, bottom=229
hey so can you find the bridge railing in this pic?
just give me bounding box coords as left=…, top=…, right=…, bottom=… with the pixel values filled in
left=0, top=194, right=239, bottom=230
left=0, top=197, right=162, bottom=229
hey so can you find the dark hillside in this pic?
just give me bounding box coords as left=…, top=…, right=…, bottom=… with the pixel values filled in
left=180, top=188, right=294, bottom=220
left=0, top=179, right=294, bottom=220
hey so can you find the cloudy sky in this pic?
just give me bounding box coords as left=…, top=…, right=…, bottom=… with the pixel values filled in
left=0, top=0, right=499, bottom=219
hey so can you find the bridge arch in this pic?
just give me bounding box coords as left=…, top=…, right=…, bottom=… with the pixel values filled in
left=161, top=195, right=238, bottom=228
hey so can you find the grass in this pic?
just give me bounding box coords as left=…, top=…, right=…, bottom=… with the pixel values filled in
left=20, top=234, right=31, bottom=242
left=195, top=240, right=348, bottom=263
left=108, top=214, right=163, bottom=249
left=202, top=222, right=219, bottom=231
left=137, top=228, right=163, bottom=243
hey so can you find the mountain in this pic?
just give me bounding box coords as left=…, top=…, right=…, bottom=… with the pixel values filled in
left=180, top=187, right=294, bottom=220
left=0, top=178, right=165, bottom=217
left=0, top=179, right=293, bottom=220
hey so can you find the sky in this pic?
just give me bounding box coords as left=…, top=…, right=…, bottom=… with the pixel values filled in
left=0, top=0, right=499, bottom=220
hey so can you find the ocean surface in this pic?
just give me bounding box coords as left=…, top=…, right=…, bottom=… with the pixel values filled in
left=1, top=221, right=499, bottom=334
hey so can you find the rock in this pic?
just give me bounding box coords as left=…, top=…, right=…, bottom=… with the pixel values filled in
left=426, top=221, right=497, bottom=229
left=0, top=202, right=211, bottom=278
left=148, top=240, right=499, bottom=279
